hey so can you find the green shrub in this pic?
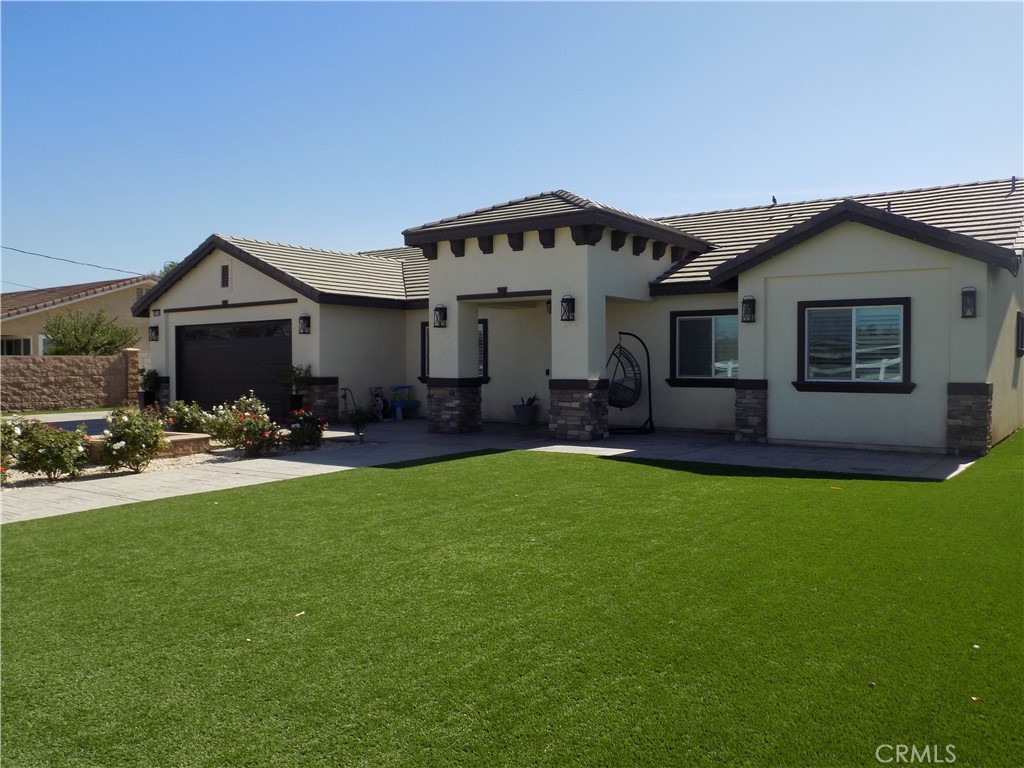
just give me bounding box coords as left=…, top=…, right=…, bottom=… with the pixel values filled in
left=345, top=407, right=375, bottom=444
left=208, top=392, right=281, bottom=457
left=162, top=400, right=212, bottom=433
left=100, top=406, right=167, bottom=474
left=1, top=416, right=30, bottom=483
left=283, top=408, right=327, bottom=450
left=14, top=421, right=91, bottom=481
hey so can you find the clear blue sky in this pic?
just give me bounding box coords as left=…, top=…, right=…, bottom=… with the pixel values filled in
left=2, top=1, right=1021, bottom=290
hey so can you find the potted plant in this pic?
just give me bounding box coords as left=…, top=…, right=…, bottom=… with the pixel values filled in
left=345, top=407, right=375, bottom=444
left=138, top=368, right=160, bottom=408
left=513, top=394, right=539, bottom=426
left=279, top=364, right=312, bottom=411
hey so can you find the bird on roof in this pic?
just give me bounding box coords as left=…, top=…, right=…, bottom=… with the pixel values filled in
left=771, top=195, right=777, bottom=205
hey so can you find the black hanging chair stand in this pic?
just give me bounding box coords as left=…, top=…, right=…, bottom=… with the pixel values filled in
left=606, top=331, right=654, bottom=434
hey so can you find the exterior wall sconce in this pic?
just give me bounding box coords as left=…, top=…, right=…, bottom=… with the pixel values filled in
left=560, top=295, right=576, bottom=322
left=961, top=287, right=977, bottom=318
left=741, top=295, right=756, bottom=323
left=433, top=304, right=448, bottom=328
left=298, top=313, right=312, bottom=334
left=148, top=326, right=159, bottom=341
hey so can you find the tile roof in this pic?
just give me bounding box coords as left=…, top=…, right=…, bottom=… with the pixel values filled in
left=403, top=190, right=712, bottom=252
left=654, top=177, right=1024, bottom=287
left=1, top=276, right=156, bottom=320
left=219, top=236, right=427, bottom=302
left=133, top=235, right=427, bottom=315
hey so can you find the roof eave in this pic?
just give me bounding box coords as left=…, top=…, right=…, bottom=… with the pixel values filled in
left=403, top=209, right=712, bottom=253
left=709, top=199, right=1021, bottom=284
left=132, top=235, right=323, bottom=317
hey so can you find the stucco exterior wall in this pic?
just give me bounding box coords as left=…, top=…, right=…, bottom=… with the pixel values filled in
left=144, top=249, right=313, bottom=400
left=739, top=222, right=994, bottom=451
left=607, top=293, right=738, bottom=432
left=2, top=283, right=155, bottom=367
left=318, top=304, right=409, bottom=415
left=985, top=264, right=1024, bottom=444
left=428, top=229, right=661, bottom=381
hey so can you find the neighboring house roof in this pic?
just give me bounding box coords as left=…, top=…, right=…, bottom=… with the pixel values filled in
left=1, top=276, right=156, bottom=320
left=403, top=189, right=713, bottom=256
left=133, top=235, right=427, bottom=316
left=654, top=177, right=1024, bottom=291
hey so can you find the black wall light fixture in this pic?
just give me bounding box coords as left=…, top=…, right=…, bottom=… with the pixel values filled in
left=148, top=326, right=159, bottom=341
left=741, top=295, right=756, bottom=323
left=961, top=287, right=977, bottom=318
left=433, top=304, right=448, bottom=328
left=298, top=313, right=311, bottom=334
left=560, top=295, right=576, bottom=321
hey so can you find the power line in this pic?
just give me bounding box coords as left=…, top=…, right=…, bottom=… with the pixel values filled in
left=1, top=245, right=148, bottom=277
left=1, top=280, right=40, bottom=290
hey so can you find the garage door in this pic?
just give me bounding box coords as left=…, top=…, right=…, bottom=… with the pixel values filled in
left=176, top=320, right=292, bottom=419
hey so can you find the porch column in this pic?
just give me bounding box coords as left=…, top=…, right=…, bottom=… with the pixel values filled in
left=946, top=382, right=992, bottom=455
left=548, top=289, right=609, bottom=440
left=427, top=300, right=482, bottom=433
left=735, top=379, right=768, bottom=443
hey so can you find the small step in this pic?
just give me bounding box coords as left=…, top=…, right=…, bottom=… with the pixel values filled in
left=87, top=432, right=211, bottom=462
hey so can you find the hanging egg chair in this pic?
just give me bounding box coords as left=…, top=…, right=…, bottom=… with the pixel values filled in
left=606, top=342, right=642, bottom=409
left=604, top=331, right=655, bottom=434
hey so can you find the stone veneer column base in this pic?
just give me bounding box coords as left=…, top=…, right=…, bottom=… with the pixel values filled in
left=946, top=382, right=993, bottom=456
left=427, top=382, right=482, bottom=433
left=548, top=379, right=609, bottom=441
left=735, top=379, right=768, bottom=443
left=300, top=377, right=340, bottom=420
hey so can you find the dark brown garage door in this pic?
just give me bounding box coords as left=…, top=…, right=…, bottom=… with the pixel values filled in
left=176, top=320, right=292, bottom=419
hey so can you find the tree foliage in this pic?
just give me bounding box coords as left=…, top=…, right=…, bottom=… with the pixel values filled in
left=43, top=310, right=140, bottom=355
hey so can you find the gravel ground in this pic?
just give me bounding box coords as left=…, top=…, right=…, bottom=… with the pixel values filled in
left=1, top=438, right=362, bottom=491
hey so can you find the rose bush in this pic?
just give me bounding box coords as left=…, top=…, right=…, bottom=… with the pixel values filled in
left=14, top=421, right=91, bottom=481
left=283, top=408, right=328, bottom=450
left=207, top=392, right=280, bottom=457
left=99, top=406, right=167, bottom=474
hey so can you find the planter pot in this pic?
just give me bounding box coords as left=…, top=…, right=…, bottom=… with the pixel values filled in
left=512, top=404, right=537, bottom=426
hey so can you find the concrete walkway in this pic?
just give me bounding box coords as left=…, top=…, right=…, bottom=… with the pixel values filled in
left=1, top=412, right=976, bottom=525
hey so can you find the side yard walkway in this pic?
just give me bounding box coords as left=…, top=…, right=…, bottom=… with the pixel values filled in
left=1, top=417, right=976, bottom=525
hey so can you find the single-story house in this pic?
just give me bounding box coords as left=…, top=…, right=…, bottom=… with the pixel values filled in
left=2, top=276, right=158, bottom=365
left=134, top=176, right=1023, bottom=455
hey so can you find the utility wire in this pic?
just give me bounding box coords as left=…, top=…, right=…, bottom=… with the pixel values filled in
left=1, top=280, right=40, bottom=290
left=1, top=245, right=148, bottom=277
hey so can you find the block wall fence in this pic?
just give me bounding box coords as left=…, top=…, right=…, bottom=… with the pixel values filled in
left=0, top=348, right=140, bottom=412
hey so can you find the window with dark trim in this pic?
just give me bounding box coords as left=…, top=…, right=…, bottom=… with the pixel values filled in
left=1016, top=311, right=1024, bottom=358
left=418, top=322, right=429, bottom=381
left=794, top=297, right=915, bottom=393
left=419, top=319, right=489, bottom=382
left=667, top=309, right=739, bottom=387
left=1, top=338, right=31, bottom=356
left=478, top=319, right=489, bottom=380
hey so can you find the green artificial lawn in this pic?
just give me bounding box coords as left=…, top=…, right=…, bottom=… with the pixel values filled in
left=2, top=435, right=1022, bottom=768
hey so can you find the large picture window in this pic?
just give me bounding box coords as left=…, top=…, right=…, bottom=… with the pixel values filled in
left=795, top=298, right=914, bottom=393
left=668, top=310, right=738, bottom=387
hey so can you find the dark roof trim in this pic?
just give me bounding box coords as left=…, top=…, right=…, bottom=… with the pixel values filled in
left=318, top=295, right=428, bottom=311
left=132, top=234, right=319, bottom=317
left=710, top=199, right=1021, bottom=284
left=403, top=209, right=711, bottom=254
left=457, top=289, right=551, bottom=301
left=164, top=298, right=298, bottom=314
left=649, top=279, right=738, bottom=296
